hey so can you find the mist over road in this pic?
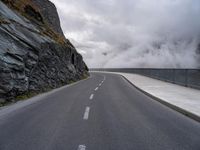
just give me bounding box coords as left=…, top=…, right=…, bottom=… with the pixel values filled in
left=0, top=72, right=200, bottom=150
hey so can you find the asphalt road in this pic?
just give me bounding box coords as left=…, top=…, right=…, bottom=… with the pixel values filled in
left=0, top=72, right=200, bottom=150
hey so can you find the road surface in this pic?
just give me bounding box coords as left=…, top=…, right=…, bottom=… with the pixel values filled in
left=0, top=72, right=200, bottom=150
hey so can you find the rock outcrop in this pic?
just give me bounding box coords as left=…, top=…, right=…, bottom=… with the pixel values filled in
left=0, top=0, right=88, bottom=103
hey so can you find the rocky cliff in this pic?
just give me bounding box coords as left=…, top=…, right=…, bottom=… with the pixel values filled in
left=0, top=0, right=88, bottom=104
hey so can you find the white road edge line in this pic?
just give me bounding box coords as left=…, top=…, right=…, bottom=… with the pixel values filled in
left=95, top=87, right=99, bottom=91
left=78, top=145, right=86, bottom=150
left=83, top=107, right=90, bottom=120
left=90, top=94, right=94, bottom=100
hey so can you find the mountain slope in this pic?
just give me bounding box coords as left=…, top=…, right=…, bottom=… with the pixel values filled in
left=0, top=0, right=88, bottom=103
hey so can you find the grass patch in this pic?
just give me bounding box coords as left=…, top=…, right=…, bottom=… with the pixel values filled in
left=68, top=80, right=75, bottom=84
left=41, top=24, right=66, bottom=45
left=2, top=0, right=67, bottom=45
left=0, top=100, right=14, bottom=107
left=2, top=0, right=40, bottom=15
left=15, top=91, right=39, bottom=101
left=82, top=73, right=90, bottom=80
left=0, top=103, right=4, bottom=107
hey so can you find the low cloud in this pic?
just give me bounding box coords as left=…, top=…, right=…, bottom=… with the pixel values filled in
left=50, top=0, right=200, bottom=68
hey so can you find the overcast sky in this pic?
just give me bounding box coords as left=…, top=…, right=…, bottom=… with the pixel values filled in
left=50, top=0, right=200, bottom=68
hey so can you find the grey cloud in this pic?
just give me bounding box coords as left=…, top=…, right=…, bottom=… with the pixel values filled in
left=50, top=0, right=200, bottom=68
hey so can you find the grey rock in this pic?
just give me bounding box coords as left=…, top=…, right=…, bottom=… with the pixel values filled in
left=31, top=0, right=64, bottom=36
left=0, top=1, right=88, bottom=101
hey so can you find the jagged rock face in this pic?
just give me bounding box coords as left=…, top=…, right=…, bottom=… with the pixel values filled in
left=0, top=1, right=88, bottom=101
left=31, top=0, right=64, bottom=36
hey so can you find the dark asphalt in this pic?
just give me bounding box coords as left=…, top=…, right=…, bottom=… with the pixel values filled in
left=0, top=72, right=200, bottom=150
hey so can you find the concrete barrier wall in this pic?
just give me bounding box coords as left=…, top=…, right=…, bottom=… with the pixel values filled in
left=90, top=68, right=200, bottom=90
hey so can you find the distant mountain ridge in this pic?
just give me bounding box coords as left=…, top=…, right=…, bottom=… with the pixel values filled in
left=0, top=0, right=88, bottom=103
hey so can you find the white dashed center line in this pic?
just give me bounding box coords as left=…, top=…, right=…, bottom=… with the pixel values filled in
left=90, top=94, right=94, bottom=100
left=83, top=107, right=90, bottom=120
left=78, top=77, right=107, bottom=150
left=78, top=145, right=86, bottom=150
left=103, top=76, right=106, bottom=81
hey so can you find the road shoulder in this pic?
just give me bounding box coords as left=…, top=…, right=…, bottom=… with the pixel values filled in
left=92, top=71, right=200, bottom=122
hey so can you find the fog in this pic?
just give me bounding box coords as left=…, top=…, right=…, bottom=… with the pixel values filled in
left=50, top=0, right=200, bottom=68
